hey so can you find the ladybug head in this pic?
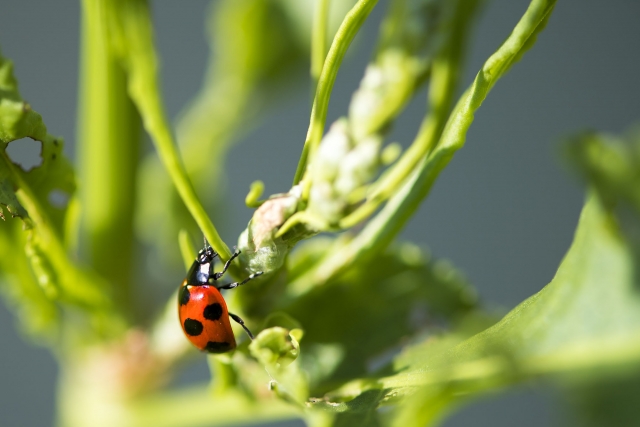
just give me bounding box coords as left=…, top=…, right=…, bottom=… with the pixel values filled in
left=197, top=245, right=216, bottom=264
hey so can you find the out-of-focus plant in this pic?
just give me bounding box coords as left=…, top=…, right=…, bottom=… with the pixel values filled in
left=2, top=0, right=639, bottom=426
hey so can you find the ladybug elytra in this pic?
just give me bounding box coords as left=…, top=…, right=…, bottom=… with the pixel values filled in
left=178, top=242, right=261, bottom=353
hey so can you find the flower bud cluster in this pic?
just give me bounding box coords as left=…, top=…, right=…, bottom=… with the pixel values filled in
left=307, top=120, right=381, bottom=226
left=349, top=50, right=420, bottom=140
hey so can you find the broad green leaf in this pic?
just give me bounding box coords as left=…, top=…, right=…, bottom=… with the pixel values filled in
left=303, top=194, right=640, bottom=426
left=0, top=49, right=44, bottom=224
left=222, top=234, right=481, bottom=426
left=305, top=128, right=640, bottom=426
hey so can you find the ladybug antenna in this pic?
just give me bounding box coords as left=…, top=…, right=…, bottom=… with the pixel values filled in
left=197, top=237, right=216, bottom=263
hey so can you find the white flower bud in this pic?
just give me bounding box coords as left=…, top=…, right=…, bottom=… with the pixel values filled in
left=313, top=120, right=351, bottom=182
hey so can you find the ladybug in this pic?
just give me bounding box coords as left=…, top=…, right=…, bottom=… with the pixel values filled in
left=179, top=242, right=261, bottom=353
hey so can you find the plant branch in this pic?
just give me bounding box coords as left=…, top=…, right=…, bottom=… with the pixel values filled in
left=293, top=0, right=379, bottom=186
left=108, top=0, right=233, bottom=263
left=287, top=0, right=557, bottom=296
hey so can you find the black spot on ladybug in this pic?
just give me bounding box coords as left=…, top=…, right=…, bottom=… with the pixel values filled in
left=183, top=318, right=203, bottom=336
left=179, top=286, right=191, bottom=306
left=203, top=303, right=222, bottom=321
left=204, top=341, right=231, bottom=353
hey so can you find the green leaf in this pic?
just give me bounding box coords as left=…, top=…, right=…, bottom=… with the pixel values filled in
left=300, top=193, right=639, bottom=425
left=279, top=239, right=480, bottom=392
left=306, top=127, right=640, bottom=425
left=1, top=49, right=61, bottom=226
left=0, top=49, right=76, bottom=232
left=0, top=52, right=49, bottom=145
left=0, top=176, right=27, bottom=220
left=0, top=48, right=121, bottom=344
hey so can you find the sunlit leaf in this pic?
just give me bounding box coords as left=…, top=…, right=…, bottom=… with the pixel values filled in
left=306, top=128, right=640, bottom=426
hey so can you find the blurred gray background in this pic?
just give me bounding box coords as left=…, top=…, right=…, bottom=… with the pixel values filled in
left=1, top=0, right=639, bottom=426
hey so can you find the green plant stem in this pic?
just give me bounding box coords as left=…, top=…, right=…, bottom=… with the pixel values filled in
left=245, top=180, right=265, bottom=208
left=311, top=0, right=330, bottom=91
left=58, top=378, right=299, bottom=427
left=78, top=0, right=141, bottom=313
left=323, top=335, right=640, bottom=409
left=293, top=0, right=379, bottom=186
left=109, top=0, right=233, bottom=263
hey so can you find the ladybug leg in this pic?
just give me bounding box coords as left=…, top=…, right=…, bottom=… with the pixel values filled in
left=212, top=249, right=241, bottom=280
left=217, top=271, right=263, bottom=290
left=229, top=312, right=254, bottom=340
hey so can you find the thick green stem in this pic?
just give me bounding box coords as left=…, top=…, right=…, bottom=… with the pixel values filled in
left=78, top=0, right=141, bottom=313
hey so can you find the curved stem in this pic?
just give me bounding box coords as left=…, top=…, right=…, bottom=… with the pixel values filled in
left=293, top=0, right=379, bottom=186
left=109, top=0, right=232, bottom=262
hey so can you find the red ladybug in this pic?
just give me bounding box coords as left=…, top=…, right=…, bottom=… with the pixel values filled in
left=179, top=242, right=261, bottom=353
